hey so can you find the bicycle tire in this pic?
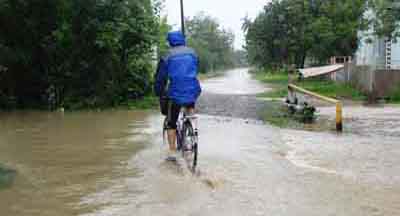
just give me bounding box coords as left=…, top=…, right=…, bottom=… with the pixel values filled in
left=177, top=127, right=183, bottom=152
left=182, top=121, right=198, bottom=173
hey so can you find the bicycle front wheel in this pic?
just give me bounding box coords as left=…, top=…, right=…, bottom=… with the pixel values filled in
left=182, top=121, right=198, bottom=173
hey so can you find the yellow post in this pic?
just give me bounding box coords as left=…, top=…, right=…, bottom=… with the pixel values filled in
left=336, top=102, right=343, bottom=132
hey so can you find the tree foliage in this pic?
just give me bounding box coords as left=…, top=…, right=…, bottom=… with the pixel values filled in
left=0, top=0, right=160, bottom=109
left=369, top=0, right=400, bottom=39
left=244, top=0, right=368, bottom=69
left=157, top=16, right=172, bottom=58
left=186, top=13, right=235, bottom=73
left=233, top=50, right=249, bottom=67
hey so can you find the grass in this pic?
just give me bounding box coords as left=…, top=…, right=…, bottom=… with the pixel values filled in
left=254, top=69, right=366, bottom=101
left=253, top=68, right=366, bottom=130
left=254, top=71, right=289, bottom=98
left=126, top=96, right=159, bottom=110
left=0, top=166, right=16, bottom=189
left=257, top=88, right=288, bottom=98
left=386, top=86, right=400, bottom=104
left=297, top=80, right=366, bottom=101
left=258, top=101, right=299, bottom=128
left=254, top=71, right=289, bottom=85
left=59, top=95, right=159, bottom=111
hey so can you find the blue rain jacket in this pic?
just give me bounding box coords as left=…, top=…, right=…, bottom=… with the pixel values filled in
left=154, top=31, right=202, bottom=105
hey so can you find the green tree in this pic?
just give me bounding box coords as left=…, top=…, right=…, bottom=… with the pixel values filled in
left=244, top=0, right=368, bottom=69
left=186, top=13, right=235, bottom=73
left=157, top=16, right=172, bottom=58
left=370, top=0, right=400, bottom=39
left=0, top=0, right=160, bottom=109
left=233, top=50, right=249, bottom=67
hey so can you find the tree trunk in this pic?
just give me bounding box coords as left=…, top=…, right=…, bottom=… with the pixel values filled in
left=300, top=51, right=307, bottom=69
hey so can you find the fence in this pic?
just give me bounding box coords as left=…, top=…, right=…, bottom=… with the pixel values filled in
left=331, top=63, right=400, bottom=98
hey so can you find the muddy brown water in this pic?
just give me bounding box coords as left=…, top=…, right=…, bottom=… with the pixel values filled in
left=0, top=68, right=399, bottom=216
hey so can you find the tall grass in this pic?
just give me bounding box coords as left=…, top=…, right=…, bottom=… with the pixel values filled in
left=254, top=69, right=366, bottom=100
left=386, top=86, right=400, bottom=104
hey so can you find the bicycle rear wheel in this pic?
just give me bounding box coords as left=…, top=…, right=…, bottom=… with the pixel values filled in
left=182, top=121, right=198, bottom=173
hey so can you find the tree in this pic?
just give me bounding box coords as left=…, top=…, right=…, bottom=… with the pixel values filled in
left=233, top=50, right=249, bottom=67
left=0, top=0, right=160, bottom=109
left=369, top=0, right=400, bottom=40
left=157, top=16, right=172, bottom=58
left=244, top=0, right=368, bottom=69
left=186, top=13, right=235, bottom=73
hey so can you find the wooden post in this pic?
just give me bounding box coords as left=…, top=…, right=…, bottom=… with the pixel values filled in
left=336, top=102, right=343, bottom=132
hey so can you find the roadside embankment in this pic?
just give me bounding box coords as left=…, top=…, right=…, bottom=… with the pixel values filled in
left=253, top=68, right=400, bottom=134
left=252, top=68, right=366, bottom=130
left=254, top=69, right=366, bottom=101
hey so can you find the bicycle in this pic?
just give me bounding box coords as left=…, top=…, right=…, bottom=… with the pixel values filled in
left=163, top=108, right=199, bottom=173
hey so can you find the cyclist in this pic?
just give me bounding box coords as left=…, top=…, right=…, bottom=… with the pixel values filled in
left=154, top=31, right=202, bottom=161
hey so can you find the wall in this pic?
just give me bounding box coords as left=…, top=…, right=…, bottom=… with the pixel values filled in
left=334, top=63, right=400, bottom=98
left=374, top=69, right=400, bottom=97
left=391, top=42, right=400, bottom=69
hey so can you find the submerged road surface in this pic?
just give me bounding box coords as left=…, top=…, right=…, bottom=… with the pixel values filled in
left=0, top=68, right=399, bottom=216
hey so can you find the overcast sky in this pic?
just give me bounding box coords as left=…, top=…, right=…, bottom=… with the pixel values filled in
left=163, top=0, right=267, bottom=50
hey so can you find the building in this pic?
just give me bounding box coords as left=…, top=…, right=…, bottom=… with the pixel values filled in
left=356, top=36, right=400, bottom=70
left=355, top=9, right=400, bottom=69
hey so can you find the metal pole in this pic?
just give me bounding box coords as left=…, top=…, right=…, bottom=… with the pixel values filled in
left=180, top=0, right=185, bottom=37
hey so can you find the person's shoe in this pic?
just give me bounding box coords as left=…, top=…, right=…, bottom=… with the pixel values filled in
left=165, top=150, right=178, bottom=162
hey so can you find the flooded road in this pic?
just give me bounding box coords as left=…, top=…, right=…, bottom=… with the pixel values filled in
left=1, top=68, right=400, bottom=215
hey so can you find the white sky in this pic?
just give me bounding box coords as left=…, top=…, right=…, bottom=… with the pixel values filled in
left=163, top=0, right=267, bottom=50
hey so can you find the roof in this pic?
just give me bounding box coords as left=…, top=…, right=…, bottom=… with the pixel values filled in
left=299, top=64, right=344, bottom=78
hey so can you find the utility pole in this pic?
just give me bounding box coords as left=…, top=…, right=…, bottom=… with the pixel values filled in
left=180, top=0, right=185, bottom=37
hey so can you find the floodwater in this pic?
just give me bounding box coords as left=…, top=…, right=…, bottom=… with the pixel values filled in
left=201, top=68, right=268, bottom=95
left=0, top=68, right=399, bottom=216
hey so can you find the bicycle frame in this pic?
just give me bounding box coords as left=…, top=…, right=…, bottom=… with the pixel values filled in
left=176, top=108, right=198, bottom=151
left=163, top=107, right=199, bottom=172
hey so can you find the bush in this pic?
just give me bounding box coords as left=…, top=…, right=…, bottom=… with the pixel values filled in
left=0, top=0, right=160, bottom=109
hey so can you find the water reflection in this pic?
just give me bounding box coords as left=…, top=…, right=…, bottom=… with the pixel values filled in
left=0, top=110, right=151, bottom=216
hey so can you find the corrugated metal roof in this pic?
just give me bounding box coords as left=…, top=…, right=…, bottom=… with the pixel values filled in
left=299, top=64, right=344, bottom=78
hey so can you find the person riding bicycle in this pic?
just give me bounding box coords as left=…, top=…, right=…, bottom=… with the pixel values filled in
left=154, top=31, right=202, bottom=161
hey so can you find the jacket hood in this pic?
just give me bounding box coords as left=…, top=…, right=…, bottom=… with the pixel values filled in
left=167, top=31, right=186, bottom=47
